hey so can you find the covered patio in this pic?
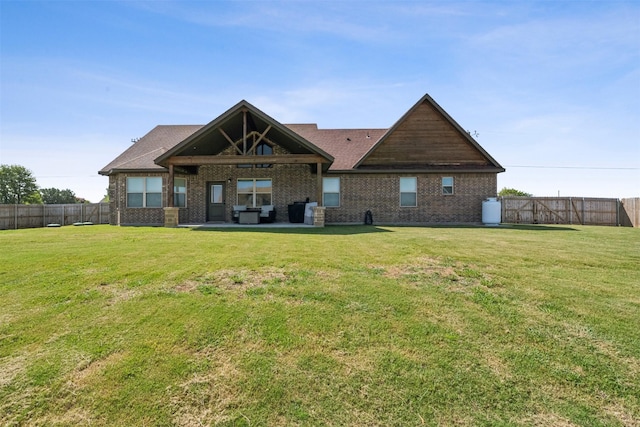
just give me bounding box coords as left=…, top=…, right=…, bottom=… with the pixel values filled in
left=153, top=102, right=333, bottom=227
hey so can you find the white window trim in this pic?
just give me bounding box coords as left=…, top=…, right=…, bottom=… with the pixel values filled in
left=126, top=177, right=162, bottom=208
left=174, top=177, right=187, bottom=208
left=323, top=177, right=340, bottom=207
left=237, top=178, right=272, bottom=208
left=442, top=177, right=454, bottom=195
left=400, top=177, right=417, bottom=207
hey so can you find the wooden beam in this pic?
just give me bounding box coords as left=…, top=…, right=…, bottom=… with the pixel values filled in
left=167, top=164, right=175, bottom=207
left=249, top=125, right=272, bottom=153
left=317, top=162, right=323, bottom=206
left=219, top=128, right=242, bottom=155
left=242, top=109, right=247, bottom=155
left=168, top=154, right=329, bottom=166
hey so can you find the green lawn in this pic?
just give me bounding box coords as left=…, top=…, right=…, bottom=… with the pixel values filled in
left=0, top=224, right=638, bottom=426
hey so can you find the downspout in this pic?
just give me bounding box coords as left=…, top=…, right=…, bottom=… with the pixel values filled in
left=117, top=175, right=122, bottom=226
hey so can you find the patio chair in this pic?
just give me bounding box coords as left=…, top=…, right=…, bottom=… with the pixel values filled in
left=259, top=205, right=276, bottom=223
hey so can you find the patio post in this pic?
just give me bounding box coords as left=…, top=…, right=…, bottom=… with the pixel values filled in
left=317, top=162, right=323, bottom=206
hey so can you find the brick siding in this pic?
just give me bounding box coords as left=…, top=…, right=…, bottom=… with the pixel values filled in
left=109, top=169, right=496, bottom=226
left=325, top=173, right=497, bottom=224
left=103, top=95, right=504, bottom=226
left=108, top=163, right=316, bottom=225
left=107, top=173, right=166, bottom=225
left=183, top=163, right=316, bottom=223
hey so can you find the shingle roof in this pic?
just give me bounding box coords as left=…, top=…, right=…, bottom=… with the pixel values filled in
left=285, top=124, right=387, bottom=170
left=99, top=123, right=386, bottom=174
left=99, top=125, right=203, bottom=174
left=99, top=95, right=503, bottom=175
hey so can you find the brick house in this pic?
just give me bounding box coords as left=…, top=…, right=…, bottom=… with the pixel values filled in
left=99, top=94, right=504, bottom=226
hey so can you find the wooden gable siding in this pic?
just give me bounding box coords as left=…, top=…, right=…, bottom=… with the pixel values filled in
left=359, top=101, right=488, bottom=168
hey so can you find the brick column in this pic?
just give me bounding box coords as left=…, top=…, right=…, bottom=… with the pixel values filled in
left=312, top=206, right=325, bottom=227
left=164, top=207, right=180, bottom=227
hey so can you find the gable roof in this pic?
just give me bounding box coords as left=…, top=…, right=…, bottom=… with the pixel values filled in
left=153, top=100, right=334, bottom=168
left=100, top=94, right=503, bottom=176
left=354, top=94, right=504, bottom=172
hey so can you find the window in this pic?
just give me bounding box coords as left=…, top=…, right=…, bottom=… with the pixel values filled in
left=400, top=177, right=417, bottom=207
left=238, top=141, right=273, bottom=168
left=255, top=142, right=273, bottom=168
left=237, top=178, right=272, bottom=207
left=442, top=177, right=454, bottom=195
left=323, top=177, right=340, bottom=207
left=127, top=177, right=162, bottom=207
left=211, top=184, right=223, bottom=204
left=174, top=178, right=186, bottom=207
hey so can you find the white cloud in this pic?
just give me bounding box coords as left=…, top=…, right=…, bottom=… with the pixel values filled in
left=132, top=1, right=397, bottom=43
left=3, top=0, right=638, bottom=201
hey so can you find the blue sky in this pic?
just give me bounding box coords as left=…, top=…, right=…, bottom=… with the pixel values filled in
left=1, top=0, right=638, bottom=202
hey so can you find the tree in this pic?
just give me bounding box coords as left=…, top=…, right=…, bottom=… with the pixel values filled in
left=40, top=187, right=77, bottom=204
left=0, top=164, right=41, bottom=204
left=498, top=187, right=533, bottom=197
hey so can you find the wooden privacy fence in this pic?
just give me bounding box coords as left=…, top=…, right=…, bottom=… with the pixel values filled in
left=500, top=197, right=635, bottom=226
left=0, top=203, right=110, bottom=230
left=620, top=198, right=640, bottom=228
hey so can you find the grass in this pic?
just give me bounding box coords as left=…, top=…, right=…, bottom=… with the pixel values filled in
left=0, top=224, right=638, bottom=426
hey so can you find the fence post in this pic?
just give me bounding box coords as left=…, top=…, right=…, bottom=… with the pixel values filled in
left=14, top=204, right=18, bottom=230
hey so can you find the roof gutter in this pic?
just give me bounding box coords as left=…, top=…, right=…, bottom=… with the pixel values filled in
left=98, top=167, right=169, bottom=176
left=327, top=167, right=506, bottom=174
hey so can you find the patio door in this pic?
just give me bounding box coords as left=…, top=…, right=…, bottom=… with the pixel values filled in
left=207, top=182, right=225, bottom=221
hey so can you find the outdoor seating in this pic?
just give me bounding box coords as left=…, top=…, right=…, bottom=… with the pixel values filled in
left=233, top=205, right=275, bottom=223
left=259, top=205, right=276, bottom=223
left=232, top=205, right=247, bottom=223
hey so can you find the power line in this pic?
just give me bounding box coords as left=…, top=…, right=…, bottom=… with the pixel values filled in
left=505, top=165, right=639, bottom=170
left=35, top=175, right=104, bottom=178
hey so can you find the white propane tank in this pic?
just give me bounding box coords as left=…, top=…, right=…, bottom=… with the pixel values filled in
left=482, top=197, right=501, bottom=226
